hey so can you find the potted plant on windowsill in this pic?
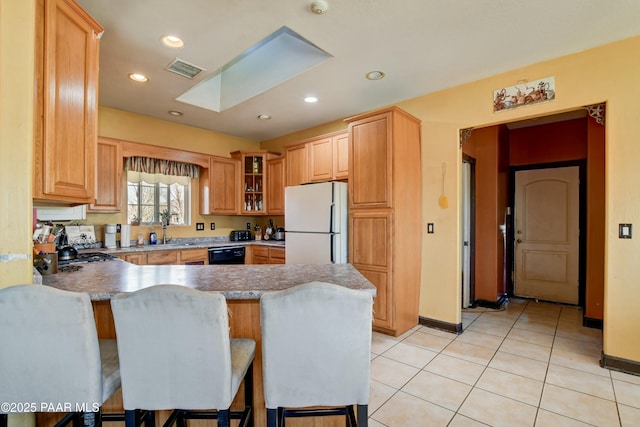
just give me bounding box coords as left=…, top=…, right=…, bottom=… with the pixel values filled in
left=130, top=215, right=140, bottom=226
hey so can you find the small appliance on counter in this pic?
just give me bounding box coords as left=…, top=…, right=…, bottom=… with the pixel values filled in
left=230, top=230, right=252, bottom=241
left=104, top=224, right=117, bottom=249
left=274, top=228, right=285, bottom=241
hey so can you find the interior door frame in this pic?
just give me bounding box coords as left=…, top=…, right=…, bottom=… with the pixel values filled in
left=462, top=154, right=476, bottom=307
left=508, top=160, right=587, bottom=307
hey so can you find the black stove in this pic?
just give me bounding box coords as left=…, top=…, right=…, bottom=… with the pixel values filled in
left=58, top=252, right=117, bottom=266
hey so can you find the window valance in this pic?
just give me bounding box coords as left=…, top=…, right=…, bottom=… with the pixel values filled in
left=124, top=156, right=199, bottom=179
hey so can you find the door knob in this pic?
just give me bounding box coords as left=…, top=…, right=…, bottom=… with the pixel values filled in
left=516, top=238, right=522, bottom=243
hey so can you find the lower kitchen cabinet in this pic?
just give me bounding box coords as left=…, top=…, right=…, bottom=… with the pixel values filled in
left=117, top=248, right=209, bottom=265
left=251, top=246, right=285, bottom=264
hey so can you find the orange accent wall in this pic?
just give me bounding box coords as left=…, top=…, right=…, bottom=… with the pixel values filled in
left=586, top=116, right=606, bottom=320
left=462, top=125, right=510, bottom=302
left=510, top=119, right=587, bottom=165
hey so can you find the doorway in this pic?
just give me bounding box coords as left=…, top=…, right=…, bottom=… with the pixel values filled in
left=513, top=165, right=582, bottom=304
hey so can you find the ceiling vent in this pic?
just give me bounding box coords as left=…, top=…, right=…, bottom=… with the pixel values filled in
left=165, top=58, right=205, bottom=79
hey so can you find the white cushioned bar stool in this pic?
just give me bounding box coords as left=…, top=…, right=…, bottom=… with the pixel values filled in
left=260, top=281, right=373, bottom=427
left=0, top=284, right=121, bottom=427
left=110, top=285, right=255, bottom=427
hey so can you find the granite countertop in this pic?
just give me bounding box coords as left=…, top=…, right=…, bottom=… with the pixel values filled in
left=97, top=239, right=285, bottom=255
left=41, top=260, right=375, bottom=301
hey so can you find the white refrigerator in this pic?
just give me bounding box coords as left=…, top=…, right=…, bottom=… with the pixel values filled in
left=284, top=182, right=348, bottom=264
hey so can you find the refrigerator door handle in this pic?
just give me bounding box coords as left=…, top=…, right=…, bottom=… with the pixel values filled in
left=329, top=202, right=335, bottom=233
left=330, top=233, right=335, bottom=263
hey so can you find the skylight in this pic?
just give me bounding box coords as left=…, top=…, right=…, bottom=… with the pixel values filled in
left=176, top=27, right=332, bottom=112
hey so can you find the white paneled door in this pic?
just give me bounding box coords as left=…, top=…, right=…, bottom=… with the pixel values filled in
left=514, top=166, right=580, bottom=304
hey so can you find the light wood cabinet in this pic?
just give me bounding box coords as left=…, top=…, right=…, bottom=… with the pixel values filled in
left=33, top=0, right=103, bottom=204
left=251, top=245, right=285, bottom=264
left=88, top=138, right=122, bottom=212
left=209, top=156, right=241, bottom=215
left=118, top=248, right=209, bottom=265
left=346, top=106, right=422, bottom=336
left=231, top=151, right=280, bottom=215
left=285, top=143, right=308, bottom=186
left=308, top=136, right=334, bottom=182
left=308, top=131, right=349, bottom=182
left=266, top=157, right=285, bottom=215
left=333, top=132, right=349, bottom=180
left=118, top=253, right=147, bottom=265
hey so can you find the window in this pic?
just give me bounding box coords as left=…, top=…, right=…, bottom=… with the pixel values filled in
left=127, top=171, right=190, bottom=225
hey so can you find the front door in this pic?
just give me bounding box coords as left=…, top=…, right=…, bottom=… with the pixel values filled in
left=514, top=166, right=580, bottom=304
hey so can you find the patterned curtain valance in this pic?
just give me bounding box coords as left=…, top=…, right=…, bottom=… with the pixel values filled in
left=124, top=156, right=199, bottom=179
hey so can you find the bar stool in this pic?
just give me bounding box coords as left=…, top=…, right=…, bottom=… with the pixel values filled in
left=110, top=285, right=255, bottom=427
left=0, top=284, right=121, bottom=427
left=260, top=281, right=373, bottom=427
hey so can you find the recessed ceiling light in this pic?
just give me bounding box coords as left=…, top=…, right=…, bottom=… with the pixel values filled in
left=128, top=73, right=148, bottom=82
left=257, top=114, right=271, bottom=120
left=366, top=70, right=385, bottom=80
left=304, top=96, right=318, bottom=103
left=162, top=35, right=184, bottom=48
left=168, top=110, right=183, bottom=116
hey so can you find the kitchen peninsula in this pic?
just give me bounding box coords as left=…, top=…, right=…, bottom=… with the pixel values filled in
left=40, top=260, right=375, bottom=427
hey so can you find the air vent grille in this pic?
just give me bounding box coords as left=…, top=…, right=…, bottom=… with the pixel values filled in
left=165, top=58, right=205, bottom=79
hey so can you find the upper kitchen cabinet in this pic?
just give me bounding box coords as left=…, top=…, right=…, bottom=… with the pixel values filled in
left=208, top=156, right=241, bottom=215
left=266, top=156, right=285, bottom=215
left=346, top=106, right=422, bottom=336
left=307, top=130, right=349, bottom=182
left=285, top=142, right=308, bottom=187
left=88, top=138, right=122, bottom=212
left=33, top=0, right=103, bottom=204
left=231, top=150, right=280, bottom=215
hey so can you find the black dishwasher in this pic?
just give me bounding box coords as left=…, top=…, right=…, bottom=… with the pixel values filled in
left=208, top=246, right=245, bottom=264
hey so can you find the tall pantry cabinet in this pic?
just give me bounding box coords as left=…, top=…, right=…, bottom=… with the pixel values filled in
left=346, top=106, right=422, bottom=336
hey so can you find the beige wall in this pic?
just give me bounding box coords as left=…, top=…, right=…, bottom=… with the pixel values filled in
left=0, top=0, right=35, bottom=287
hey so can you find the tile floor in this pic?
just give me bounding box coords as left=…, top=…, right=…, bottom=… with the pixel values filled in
left=369, top=298, right=640, bottom=427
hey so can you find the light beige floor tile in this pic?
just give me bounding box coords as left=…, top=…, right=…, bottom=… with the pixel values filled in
left=507, top=328, right=555, bottom=347
left=381, top=342, right=437, bottom=369
left=366, top=419, right=386, bottom=427
left=424, top=354, right=486, bottom=386
left=474, top=313, right=518, bottom=326
left=556, top=324, right=603, bottom=344
left=458, top=388, right=537, bottom=427
left=369, top=379, right=397, bottom=413
left=476, top=367, right=544, bottom=406
left=448, top=414, right=492, bottom=427
left=489, top=351, right=549, bottom=381
left=499, top=338, right=552, bottom=362
left=550, top=348, right=610, bottom=377
left=534, top=409, right=594, bottom=426
left=371, top=391, right=454, bottom=427
left=370, top=356, right=419, bottom=389
left=613, top=379, right=640, bottom=409
left=402, top=370, right=472, bottom=411
left=402, top=329, right=453, bottom=352
left=612, top=370, right=640, bottom=386
left=552, top=335, right=602, bottom=358
left=442, top=340, right=496, bottom=366
left=466, top=320, right=513, bottom=338
left=372, top=332, right=399, bottom=355
left=619, top=403, right=640, bottom=427
left=513, top=319, right=557, bottom=336
left=456, top=329, right=505, bottom=350
left=546, top=364, right=615, bottom=400
left=539, top=384, right=619, bottom=427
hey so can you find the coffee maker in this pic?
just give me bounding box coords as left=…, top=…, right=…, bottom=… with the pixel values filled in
left=104, top=224, right=117, bottom=249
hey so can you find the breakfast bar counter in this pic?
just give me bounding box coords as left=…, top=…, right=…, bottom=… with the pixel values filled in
left=41, top=259, right=375, bottom=300
left=40, top=261, right=376, bottom=427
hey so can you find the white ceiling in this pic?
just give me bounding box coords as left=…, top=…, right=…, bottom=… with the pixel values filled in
left=77, top=0, right=640, bottom=142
